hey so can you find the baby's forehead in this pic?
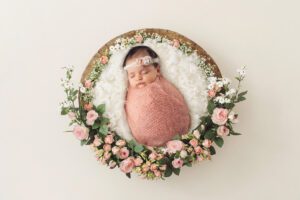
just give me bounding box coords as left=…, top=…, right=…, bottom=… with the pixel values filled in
left=127, top=65, right=153, bottom=74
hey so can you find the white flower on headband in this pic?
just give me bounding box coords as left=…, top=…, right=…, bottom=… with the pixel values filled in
left=124, top=56, right=159, bottom=70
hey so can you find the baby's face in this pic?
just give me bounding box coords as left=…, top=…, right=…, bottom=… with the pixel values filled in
left=126, top=52, right=160, bottom=89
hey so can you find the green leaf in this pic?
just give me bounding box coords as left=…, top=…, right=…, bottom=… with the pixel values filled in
left=164, top=167, right=173, bottom=177
left=236, top=96, right=246, bottom=103
left=185, top=162, right=192, bottom=167
left=230, top=131, right=242, bottom=135
left=209, top=146, right=216, bottom=155
left=158, top=157, right=169, bottom=165
left=125, top=173, right=131, bottom=178
left=204, top=130, right=216, bottom=140
left=80, top=139, right=88, bottom=146
left=92, top=121, right=101, bottom=129
left=173, top=168, right=180, bottom=176
left=127, top=140, right=137, bottom=149
left=96, top=104, right=106, bottom=114
left=100, top=117, right=110, bottom=125
left=61, top=107, right=69, bottom=115
left=238, top=90, right=248, bottom=97
left=207, top=101, right=216, bottom=114
left=99, top=125, right=108, bottom=135
left=214, top=137, right=224, bottom=148
left=134, top=144, right=144, bottom=153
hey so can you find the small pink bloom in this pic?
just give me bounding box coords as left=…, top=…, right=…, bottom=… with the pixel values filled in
left=202, top=139, right=212, bottom=148
left=134, top=35, right=143, bottom=43
left=172, top=39, right=180, bottom=48
left=208, top=89, right=216, bottom=98
left=109, top=160, right=117, bottom=169
left=148, top=152, right=157, bottom=160
left=84, top=103, right=93, bottom=111
left=93, top=135, right=101, bottom=146
left=159, top=164, right=167, bottom=171
left=172, top=158, right=184, bottom=168
left=194, top=146, right=203, bottom=154
left=103, top=144, right=111, bottom=152
left=67, top=111, right=76, bottom=120
left=142, top=164, right=150, bottom=172
left=104, top=134, right=114, bottom=144
left=86, top=110, right=98, bottom=125
left=119, top=147, right=129, bottom=159
left=116, top=139, right=126, bottom=147
left=189, top=139, right=198, bottom=147
left=211, top=108, right=229, bottom=125
left=84, top=80, right=92, bottom=88
left=150, top=164, right=158, bottom=171
left=217, top=125, right=230, bottom=137
left=120, top=157, right=135, bottom=173
left=166, top=140, right=184, bottom=154
left=134, top=157, right=143, bottom=166
left=228, top=111, right=239, bottom=123
left=111, top=146, right=120, bottom=155
left=100, top=55, right=108, bottom=65
left=197, top=156, right=204, bottom=162
left=214, top=84, right=221, bottom=92
left=73, top=125, right=89, bottom=140
left=193, top=129, right=201, bottom=139
left=154, top=170, right=161, bottom=177
left=103, top=152, right=111, bottom=160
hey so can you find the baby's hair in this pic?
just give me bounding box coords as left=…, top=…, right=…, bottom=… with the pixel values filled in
left=123, top=46, right=159, bottom=68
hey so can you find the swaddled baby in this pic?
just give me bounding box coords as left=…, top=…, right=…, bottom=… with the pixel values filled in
left=124, top=46, right=191, bottom=147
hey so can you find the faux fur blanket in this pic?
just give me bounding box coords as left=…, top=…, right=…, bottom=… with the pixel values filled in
left=124, top=75, right=191, bottom=147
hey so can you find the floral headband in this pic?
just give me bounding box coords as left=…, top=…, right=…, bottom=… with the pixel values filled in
left=124, top=55, right=159, bottom=70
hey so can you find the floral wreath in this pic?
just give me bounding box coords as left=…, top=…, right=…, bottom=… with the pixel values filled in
left=60, top=29, right=247, bottom=180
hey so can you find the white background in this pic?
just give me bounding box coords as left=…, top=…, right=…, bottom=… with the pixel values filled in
left=1, top=0, right=300, bottom=199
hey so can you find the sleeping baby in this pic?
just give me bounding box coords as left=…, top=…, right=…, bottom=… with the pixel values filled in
left=123, top=45, right=191, bottom=147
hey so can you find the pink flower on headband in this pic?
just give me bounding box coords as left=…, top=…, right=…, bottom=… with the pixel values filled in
left=134, top=35, right=143, bottom=43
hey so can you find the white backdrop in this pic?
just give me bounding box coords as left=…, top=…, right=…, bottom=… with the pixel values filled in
left=1, top=0, right=300, bottom=199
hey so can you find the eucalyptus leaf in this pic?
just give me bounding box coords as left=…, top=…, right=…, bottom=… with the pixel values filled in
left=214, top=137, right=224, bottom=148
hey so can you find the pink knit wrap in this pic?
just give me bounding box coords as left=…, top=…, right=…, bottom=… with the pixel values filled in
left=124, top=75, right=191, bottom=147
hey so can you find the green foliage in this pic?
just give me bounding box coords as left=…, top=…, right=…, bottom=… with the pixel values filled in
left=214, top=137, right=224, bottom=148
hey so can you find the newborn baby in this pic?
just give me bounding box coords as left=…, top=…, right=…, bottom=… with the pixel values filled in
left=123, top=46, right=191, bottom=147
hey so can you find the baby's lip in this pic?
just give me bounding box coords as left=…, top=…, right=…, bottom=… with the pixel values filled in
left=136, top=82, right=146, bottom=88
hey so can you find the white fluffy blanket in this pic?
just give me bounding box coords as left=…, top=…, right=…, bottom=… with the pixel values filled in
left=93, top=38, right=208, bottom=141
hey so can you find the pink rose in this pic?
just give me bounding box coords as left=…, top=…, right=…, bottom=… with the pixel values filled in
left=189, top=139, right=198, bottom=147
left=111, top=146, right=120, bottom=155
left=103, top=144, right=111, bottom=152
left=93, top=135, right=101, bottom=146
left=84, top=103, right=93, bottom=111
left=211, top=108, right=229, bottom=125
left=148, top=152, right=157, bottom=160
left=104, top=134, right=114, bottom=144
left=172, top=158, right=184, bottom=168
left=120, top=157, right=135, bottom=173
left=193, top=129, right=201, bottom=139
left=116, top=139, right=126, bottom=147
left=100, top=55, right=108, bottom=65
left=134, top=157, right=143, bottom=166
left=84, top=80, right=92, bottom=88
left=73, top=125, right=89, bottom=140
left=67, top=111, right=76, bottom=120
left=172, top=39, right=180, bottom=48
left=208, top=89, right=216, bottom=98
left=86, top=110, right=98, bottom=125
left=134, top=35, right=143, bottom=43
left=119, top=147, right=129, bottom=159
left=202, top=139, right=212, bottom=148
left=166, top=140, right=184, bottom=154
left=194, top=146, right=203, bottom=154
left=217, top=125, right=230, bottom=137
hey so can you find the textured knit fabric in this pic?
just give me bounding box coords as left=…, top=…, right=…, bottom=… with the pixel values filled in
left=124, top=75, right=191, bottom=147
